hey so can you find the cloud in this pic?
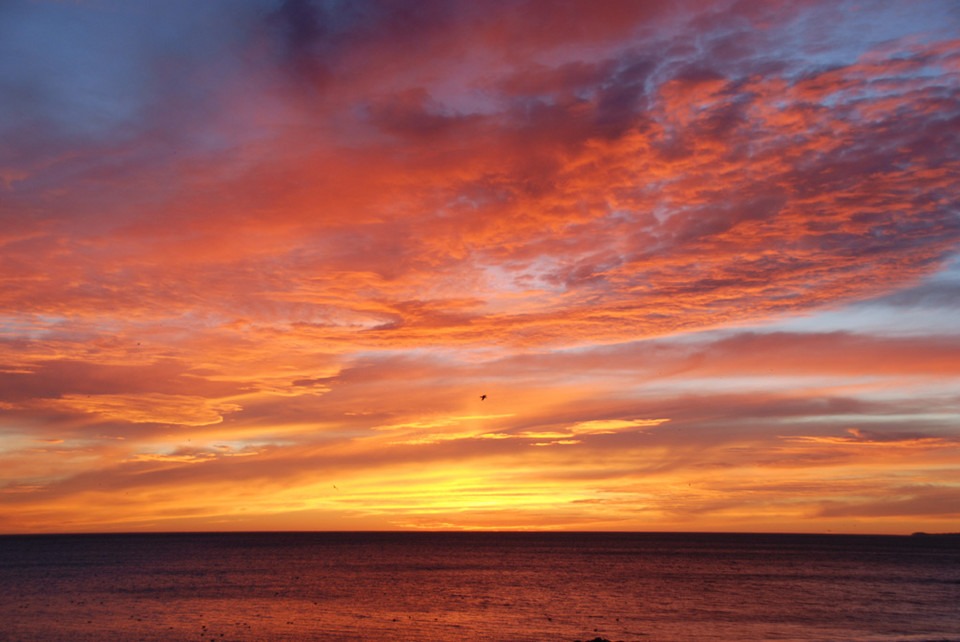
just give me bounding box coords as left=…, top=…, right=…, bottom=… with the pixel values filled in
left=43, top=393, right=242, bottom=427
left=3, top=2, right=958, bottom=351
left=817, top=487, right=960, bottom=519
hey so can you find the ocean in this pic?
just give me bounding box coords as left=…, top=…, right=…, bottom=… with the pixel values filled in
left=0, top=532, right=957, bottom=641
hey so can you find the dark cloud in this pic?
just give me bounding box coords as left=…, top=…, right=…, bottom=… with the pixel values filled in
left=818, top=488, right=960, bottom=518
left=365, top=88, right=483, bottom=140
left=0, top=358, right=245, bottom=402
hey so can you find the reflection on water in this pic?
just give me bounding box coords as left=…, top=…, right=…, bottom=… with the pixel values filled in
left=1, top=532, right=958, bottom=641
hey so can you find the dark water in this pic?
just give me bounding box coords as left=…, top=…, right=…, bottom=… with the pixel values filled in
left=1, top=532, right=958, bottom=641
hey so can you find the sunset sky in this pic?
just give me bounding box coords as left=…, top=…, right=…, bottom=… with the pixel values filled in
left=2, top=0, right=959, bottom=535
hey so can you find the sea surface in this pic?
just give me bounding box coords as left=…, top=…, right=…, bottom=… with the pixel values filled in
left=0, top=531, right=958, bottom=641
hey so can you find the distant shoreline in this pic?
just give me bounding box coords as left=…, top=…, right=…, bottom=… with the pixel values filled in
left=911, top=531, right=960, bottom=537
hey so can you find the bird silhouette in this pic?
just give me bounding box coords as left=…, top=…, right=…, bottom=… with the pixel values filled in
left=480, top=394, right=487, bottom=401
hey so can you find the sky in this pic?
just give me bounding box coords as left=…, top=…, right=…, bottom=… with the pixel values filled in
left=1, top=0, right=959, bottom=535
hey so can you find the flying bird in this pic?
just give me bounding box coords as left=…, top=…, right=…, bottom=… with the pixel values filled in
left=480, top=394, right=487, bottom=401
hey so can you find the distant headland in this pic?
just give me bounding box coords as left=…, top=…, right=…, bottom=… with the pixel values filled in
left=910, top=532, right=960, bottom=538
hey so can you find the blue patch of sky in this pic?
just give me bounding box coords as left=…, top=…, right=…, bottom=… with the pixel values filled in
left=786, top=0, right=958, bottom=68
left=0, top=1, right=265, bottom=145
left=790, top=411, right=960, bottom=427
left=0, top=314, right=70, bottom=340
left=0, top=3, right=145, bottom=141
left=763, top=282, right=960, bottom=338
